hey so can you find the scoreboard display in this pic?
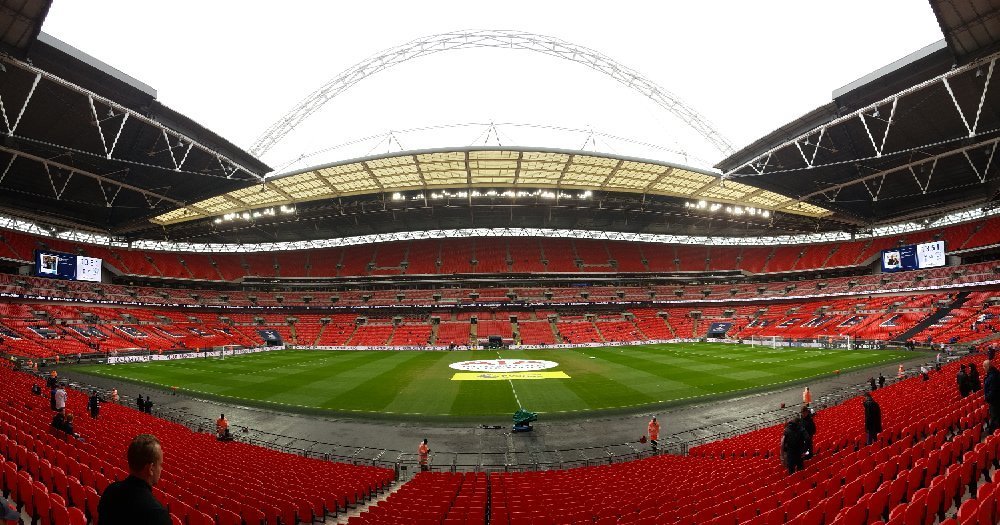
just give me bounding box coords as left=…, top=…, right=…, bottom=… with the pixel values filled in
left=34, top=251, right=103, bottom=282
left=880, top=240, right=946, bottom=272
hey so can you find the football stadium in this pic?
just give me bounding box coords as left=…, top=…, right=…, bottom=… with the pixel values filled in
left=2, top=1, right=1000, bottom=524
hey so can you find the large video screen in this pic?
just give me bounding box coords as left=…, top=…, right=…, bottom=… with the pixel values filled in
left=881, top=240, right=946, bottom=272
left=34, top=251, right=103, bottom=282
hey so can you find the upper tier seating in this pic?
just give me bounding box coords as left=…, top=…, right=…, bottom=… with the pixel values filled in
left=1, top=213, right=999, bottom=281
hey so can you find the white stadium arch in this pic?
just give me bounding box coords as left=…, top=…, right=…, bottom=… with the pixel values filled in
left=250, top=30, right=735, bottom=159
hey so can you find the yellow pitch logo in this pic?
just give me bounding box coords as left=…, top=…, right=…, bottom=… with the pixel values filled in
left=451, top=371, right=571, bottom=381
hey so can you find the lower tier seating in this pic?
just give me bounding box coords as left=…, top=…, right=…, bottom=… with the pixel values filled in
left=0, top=361, right=395, bottom=525
left=489, top=355, right=999, bottom=525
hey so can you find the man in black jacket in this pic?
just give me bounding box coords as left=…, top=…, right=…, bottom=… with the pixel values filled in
left=984, top=360, right=1000, bottom=435
left=97, top=434, right=170, bottom=525
left=780, top=415, right=806, bottom=474
left=970, top=362, right=982, bottom=392
left=88, top=391, right=101, bottom=419
left=958, top=364, right=972, bottom=397
left=863, top=392, right=882, bottom=446
left=799, top=406, right=816, bottom=459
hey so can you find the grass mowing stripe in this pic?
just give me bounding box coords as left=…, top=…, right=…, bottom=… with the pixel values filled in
left=322, top=352, right=426, bottom=410
left=380, top=352, right=464, bottom=415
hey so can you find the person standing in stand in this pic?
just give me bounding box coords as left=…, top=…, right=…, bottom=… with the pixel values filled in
left=799, top=406, right=816, bottom=459
left=970, top=362, right=982, bottom=392
left=54, top=383, right=67, bottom=412
left=863, top=392, right=882, bottom=446
left=958, top=364, right=972, bottom=397
left=647, top=416, right=660, bottom=451
left=48, top=371, right=58, bottom=410
left=780, top=415, right=806, bottom=474
left=984, top=360, right=1000, bottom=434
left=89, top=391, right=101, bottom=419
left=418, top=439, right=430, bottom=471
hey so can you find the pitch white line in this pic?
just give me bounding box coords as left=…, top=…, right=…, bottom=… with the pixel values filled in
left=496, top=351, right=523, bottom=409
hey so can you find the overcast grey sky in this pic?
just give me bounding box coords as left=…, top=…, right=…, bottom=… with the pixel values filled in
left=43, top=1, right=943, bottom=172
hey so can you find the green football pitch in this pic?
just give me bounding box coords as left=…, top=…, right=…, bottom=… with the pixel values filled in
left=75, top=343, right=913, bottom=419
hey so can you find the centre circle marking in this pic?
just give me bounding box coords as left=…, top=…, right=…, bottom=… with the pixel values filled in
left=449, top=359, right=559, bottom=372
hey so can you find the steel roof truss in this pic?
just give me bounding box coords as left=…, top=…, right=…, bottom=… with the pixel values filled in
left=793, top=128, right=827, bottom=168
left=943, top=57, right=996, bottom=137
left=783, top=135, right=1000, bottom=208
left=963, top=141, right=997, bottom=183
left=43, top=163, right=73, bottom=200
left=1, top=55, right=263, bottom=181
left=0, top=71, right=39, bottom=135
left=908, top=159, right=938, bottom=194
left=0, top=153, right=16, bottom=185
left=158, top=129, right=194, bottom=172
left=87, top=96, right=129, bottom=159
left=0, top=144, right=184, bottom=209
left=215, top=155, right=241, bottom=179
left=858, top=98, right=898, bottom=158
left=820, top=186, right=843, bottom=203
left=749, top=153, right=772, bottom=175
left=96, top=178, right=124, bottom=208
left=726, top=51, right=1000, bottom=177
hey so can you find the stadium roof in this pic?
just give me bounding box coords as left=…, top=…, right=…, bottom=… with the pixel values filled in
left=0, top=30, right=271, bottom=234
left=930, top=0, right=1000, bottom=62
left=150, top=148, right=831, bottom=227
left=717, top=38, right=1000, bottom=226
left=4, top=0, right=1000, bottom=246
left=0, top=0, right=50, bottom=56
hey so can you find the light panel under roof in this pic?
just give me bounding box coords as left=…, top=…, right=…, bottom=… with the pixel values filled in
left=150, top=148, right=832, bottom=225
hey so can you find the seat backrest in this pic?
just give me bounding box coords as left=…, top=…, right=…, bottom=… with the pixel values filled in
left=66, top=506, right=86, bottom=525
left=49, top=500, right=69, bottom=525
left=957, top=498, right=978, bottom=524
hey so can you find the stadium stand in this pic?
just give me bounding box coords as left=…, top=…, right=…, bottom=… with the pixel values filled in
left=0, top=360, right=395, bottom=525
left=435, top=322, right=471, bottom=347
left=507, top=239, right=545, bottom=273
left=348, top=472, right=486, bottom=525
left=391, top=321, right=432, bottom=346
left=486, top=356, right=995, bottom=525
left=515, top=321, right=556, bottom=345
left=3, top=211, right=1000, bottom=280
left=542, top=239, right=578, bottom=273
left=1, top=255, right=999, bottom=354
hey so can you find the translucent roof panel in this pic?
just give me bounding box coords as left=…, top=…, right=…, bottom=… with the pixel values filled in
left=150, top=148, right=831, bottom=225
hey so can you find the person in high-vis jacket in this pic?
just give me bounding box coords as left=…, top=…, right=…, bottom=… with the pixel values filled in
left=418, top=439, right=430, bottom=471
left=647, top=416, right=660, bottom=451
